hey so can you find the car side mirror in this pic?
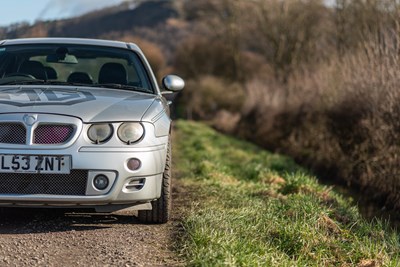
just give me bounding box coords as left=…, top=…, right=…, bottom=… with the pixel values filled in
left=161, top=75, right=185, bottom=92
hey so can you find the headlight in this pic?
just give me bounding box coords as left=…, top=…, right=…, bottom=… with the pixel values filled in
left=118, top=123, right=144, bottom=144
left=88, top=124, right=113, bottom=144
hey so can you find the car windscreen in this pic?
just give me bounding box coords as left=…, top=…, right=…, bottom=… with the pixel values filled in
left=0, top=44, right=154, bottom=93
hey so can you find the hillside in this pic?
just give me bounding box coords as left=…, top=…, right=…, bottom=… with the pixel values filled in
left=0, top=1, right=178, bottom=39
left=173, top=120, right=399, bottom=266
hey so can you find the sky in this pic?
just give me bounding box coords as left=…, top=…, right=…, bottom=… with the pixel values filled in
left=0, top=0, right=128, bottom=27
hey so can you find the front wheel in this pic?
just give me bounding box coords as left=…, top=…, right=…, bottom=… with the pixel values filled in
left=138, top=141, right=171, bottom=224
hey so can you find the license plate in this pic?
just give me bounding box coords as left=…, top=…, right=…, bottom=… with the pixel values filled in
left=0, top=155, right=71, bottom=174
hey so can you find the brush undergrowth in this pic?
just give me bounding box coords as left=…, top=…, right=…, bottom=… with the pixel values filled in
left=173, top=120, right=400, bottom=266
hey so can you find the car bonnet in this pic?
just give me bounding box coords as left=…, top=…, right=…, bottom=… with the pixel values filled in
left=0, top=85, right=157, bottom=122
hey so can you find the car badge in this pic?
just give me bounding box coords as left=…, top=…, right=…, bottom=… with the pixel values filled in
left=23, top=114, right=38, bottom=126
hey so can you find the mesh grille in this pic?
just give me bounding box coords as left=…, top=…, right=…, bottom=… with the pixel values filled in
left=0, top=170, right=88, bottom=195
left=0, top=123, right=26, bottom=144
left=34, top=124, right=75, bottom=144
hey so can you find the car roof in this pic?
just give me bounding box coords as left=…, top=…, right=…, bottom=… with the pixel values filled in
left=0, top=37, right=141, bottom=52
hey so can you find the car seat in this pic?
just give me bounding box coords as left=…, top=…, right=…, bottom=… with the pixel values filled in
left=67, top=72, right=93, bottom=84
left=98, top=63, right=127, bottom=85
left=44, top=66, right=58, bottom=80
left=19, top=60, right=47, bottom=80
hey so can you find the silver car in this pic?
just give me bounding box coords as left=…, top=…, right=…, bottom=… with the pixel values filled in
left=0, top=38, right=184, bottom=223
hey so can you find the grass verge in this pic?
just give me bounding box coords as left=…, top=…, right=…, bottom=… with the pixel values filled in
left=173, top=120, right=400, bottom=266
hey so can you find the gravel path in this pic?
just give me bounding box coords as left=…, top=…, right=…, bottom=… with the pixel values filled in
left=0, top=183, right=185, bottom=267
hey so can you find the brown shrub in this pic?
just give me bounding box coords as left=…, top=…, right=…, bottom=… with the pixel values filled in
left=118, top=35, right=166, bottom=80
left=174, top=36, right=269, bottom=83
left=179, top=76, right=245, bottom=120
left=174, top=0, right=400, bottom=210
left=180, top=0, right=334, bottom=81
left=211, top=110, right=241, bottom=134
left=236, top=31, right=400, bottom=208
left=325, top=36, right=400, bottom=205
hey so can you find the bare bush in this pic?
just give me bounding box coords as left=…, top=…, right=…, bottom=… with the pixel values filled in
left=325, top=34, right=400, bottom=206
left=118, top=35, right=166, bottom=79
left=174, top=35, right=269, bottom=83
left=334, top=0, right=400, bottom=54
left=176, top=0, right=400, bottom=209
left=181, top=0, right=334, bottom=81
left=179, top=76, right=245, bottom=120
left=246, top=0, right=333, bottom=80
left=237, top=29, right=400, bottom=207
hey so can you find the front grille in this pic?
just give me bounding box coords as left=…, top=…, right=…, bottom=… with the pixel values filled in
left=34, top=124, right=75, bottom=144
left=0, top=170, right=88, bottom=195
left=0, top=123, right=26, bottom=144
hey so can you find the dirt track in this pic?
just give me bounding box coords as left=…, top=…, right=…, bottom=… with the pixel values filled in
left=0, top=182, right=186, bottom=267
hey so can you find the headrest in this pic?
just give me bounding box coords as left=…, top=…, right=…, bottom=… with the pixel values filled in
left=98, top=63, right=127, bottom=85
left=67, top=72, right=93, bottom=84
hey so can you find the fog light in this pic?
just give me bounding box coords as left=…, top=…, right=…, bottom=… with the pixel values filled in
left=127, top=158, right=141, bottom=171
left=93, top=175, right=109, bottom=190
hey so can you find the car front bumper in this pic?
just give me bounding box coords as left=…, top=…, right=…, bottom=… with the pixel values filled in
left=0, top=138, right=168, bottom=210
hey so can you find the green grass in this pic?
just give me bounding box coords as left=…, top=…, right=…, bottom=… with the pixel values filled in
left=173, top=120, right=400, bottom=266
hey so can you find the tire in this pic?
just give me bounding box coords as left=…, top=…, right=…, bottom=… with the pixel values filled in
left=138, top=140, right=171, bottom=224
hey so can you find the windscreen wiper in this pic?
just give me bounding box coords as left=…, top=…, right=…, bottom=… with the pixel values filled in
left=36, top=80, right=88, bottom=86
left=0, top=79, right=45, bottom=85
left=0, top=80, right=89, bottom=87
left=90, top=83, right=149, bottom=92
